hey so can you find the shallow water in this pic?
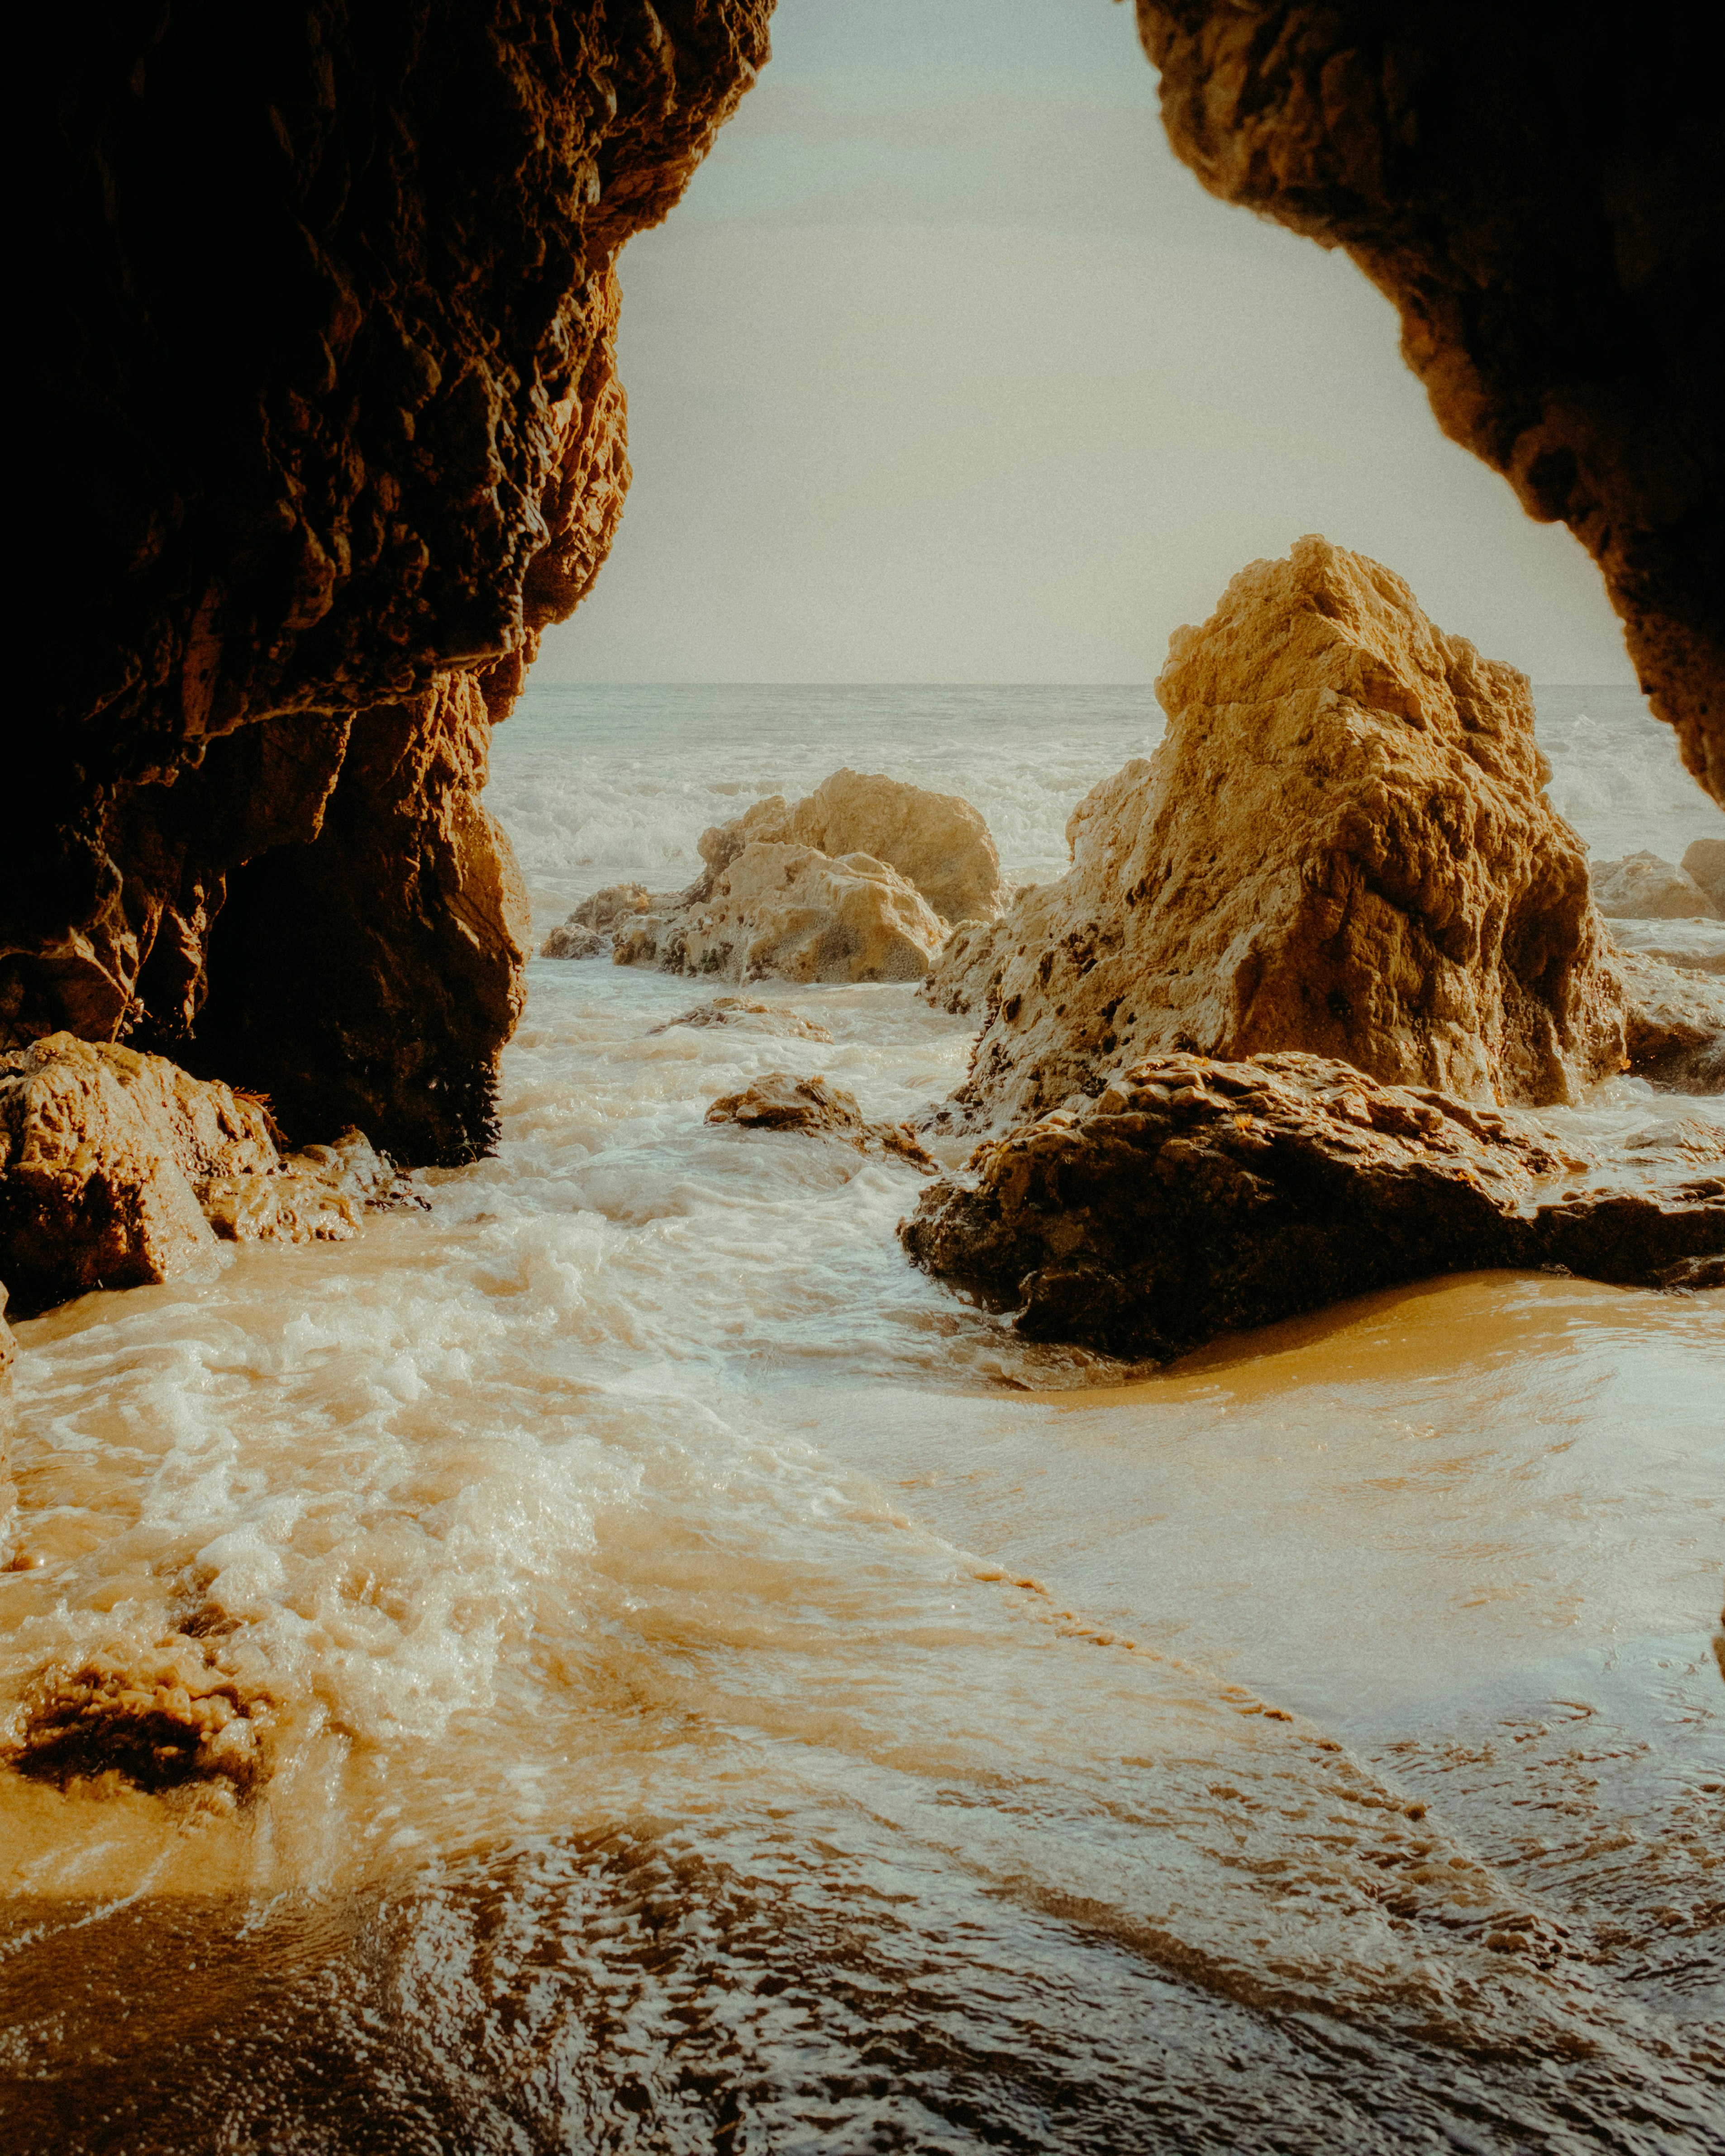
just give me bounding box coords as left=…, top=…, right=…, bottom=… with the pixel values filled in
left=2, top=685, right=1721, bottom=2153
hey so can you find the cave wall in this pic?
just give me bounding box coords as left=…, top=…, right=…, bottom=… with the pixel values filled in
left=1135, top=0, right=1725, bottom=806
left=9, top=1, right=771, bottom=1159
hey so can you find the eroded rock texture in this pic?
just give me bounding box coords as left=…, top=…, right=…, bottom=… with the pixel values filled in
left=12, top=2, right=771, bottom=1159
left=0, top=1034, right=409, bottom=1313
left=1136, top=2, right=1725, bottom=804
left=706, top=1072, right=935, bottom=1168
left=946, top=538, right=1628, bottom=1129
left=902, top=1052, right=1725, bottom=1360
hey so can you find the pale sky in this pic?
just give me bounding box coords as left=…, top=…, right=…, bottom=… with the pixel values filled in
left=537, top=0, right=1634, bottom=686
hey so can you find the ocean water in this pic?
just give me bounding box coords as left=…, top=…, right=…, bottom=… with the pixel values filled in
left=2, top=685, right=1721, bottom=2154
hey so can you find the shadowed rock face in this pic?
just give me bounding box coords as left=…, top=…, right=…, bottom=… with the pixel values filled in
left=1135, top=2, right=1725, bottom=806
left=902, top=1052, right=1725, bottom=1361
left=10, top=1, right=772, bottom=1158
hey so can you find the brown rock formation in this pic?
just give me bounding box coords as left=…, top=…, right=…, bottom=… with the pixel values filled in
left=616, top=844, right=947, bottom=985
left=0, top=1034, right=408, bottom=1313
left=901, top=1052, right=1725, bottom=1361
left=706, top=1071, right=935, bottom=1167
left=1134, top=3, right=1725, bottom=806
left=540, top=923, right=610, bottom=960
left=11, top=3, right=772, bottom=1159
left=9, top=1640, right=275, bottom=1798
left=698, top=771, right=1006, bottom=926
left=949, top=538, right=1627, bottom=1129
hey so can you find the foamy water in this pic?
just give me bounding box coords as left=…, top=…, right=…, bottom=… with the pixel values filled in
left=2, top=685, right=1721, bottom=2152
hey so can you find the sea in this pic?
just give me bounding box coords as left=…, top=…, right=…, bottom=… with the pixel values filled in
left=2, top=683, right=1722, bottom=2153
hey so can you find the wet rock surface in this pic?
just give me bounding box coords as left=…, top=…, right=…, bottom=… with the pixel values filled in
left=901, top=1052, right=1725, bottom=1360
left=1613, top=952, right=1725, bottom=1094
left=11, top=2, right=771, bottom=1148
left=0, top=1034, right=411, bottom=1312
left=7, top=1640, right=274, bottom=1799
left=948, top=538, right=1627, bottom=1130
left=1134, top=3, right=1725, bottom=807
left=539, top=922, right=610, bottom=961
left=707, top=1072, right=936, bottom=1168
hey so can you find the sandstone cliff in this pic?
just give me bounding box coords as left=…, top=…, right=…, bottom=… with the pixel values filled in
left=11, top=2, right=772, bottom=1162
left=942, top=538, right=1627, bottom=1129
left=1134, top=3, right=1725, bottom=807
left=903, top=1052, right=1725, bottom=1361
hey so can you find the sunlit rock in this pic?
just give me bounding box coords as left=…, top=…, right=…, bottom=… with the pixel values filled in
left=1614, top=952, right=1725, bottom=1093
left=617, top=844, right=946, bottom=986
left=902, top=1052, right=1725, bottom=1359
left=945, top=538, right=1628, bottom=1130
left=1592, top=852, right=1721, bottom=921
left=698, top=768, right=1005, bottom=926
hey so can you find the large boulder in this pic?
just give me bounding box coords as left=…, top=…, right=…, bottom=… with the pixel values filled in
left=0, top=1034, right=404, bottom=1311
left=699, top=770, right=1005, bottom=925
left=1592, top=852, right=1721, bottom=920
left=615, top=844, right=946, bottom=985
left=947, top=538, right=1628, bottom=1130
left=901, top=1052, right=1725, bottom=1361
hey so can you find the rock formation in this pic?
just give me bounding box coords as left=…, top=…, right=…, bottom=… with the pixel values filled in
left=540, top=923, right=610, bottom=960
left=706, top=1072, right=935, bottom=1167
left=697, top=770, right=1005, bottom=926
left=11, top=2, right=773, bottom=1161
left=648, top=997, right=834, bottom=1042
left=901, top=1052, right=1725, bottom=1361
left=1592, top=853, right=1721, bottom=921
left=1134, top=3, right=1725, bottom=807
left=614, top=845, right=947, bottom=985
left=9, top=1639, right=275, bottom=1798
left=945, top=538, right=1628, bottom=1130
left=1685, top=840, right=1725, bottom=913
left=0, top=1034, right=409, bottom=1313
left=1613, top=952, right=1725, bottom=1094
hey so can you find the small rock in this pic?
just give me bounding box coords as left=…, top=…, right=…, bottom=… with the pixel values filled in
left=1592, top=850, right=1721, bottom=920
left=706, top=1071, right=936, bottom=1169
left=648, top=997, right=834, bottom=1042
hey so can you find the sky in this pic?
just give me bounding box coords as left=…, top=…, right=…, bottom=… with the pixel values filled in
left=536, top=0, right=1634, bottom=686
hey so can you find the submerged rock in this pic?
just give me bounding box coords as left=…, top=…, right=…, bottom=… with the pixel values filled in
left=619, top=844, right=946, bottom=986
left=901, top=1052, right=1724, bottom=1360
left=947, top=540, right=1629, bottom=1132
left=706, top=1071, right=936, bottom=1169
left=648, top=997, right=834, bottom=1042
left=1592, top=852, right=1721, bottom=921
left=699, top=769, right=1005, bottom=926
left=0, top=1035, right=409, bottom=1311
